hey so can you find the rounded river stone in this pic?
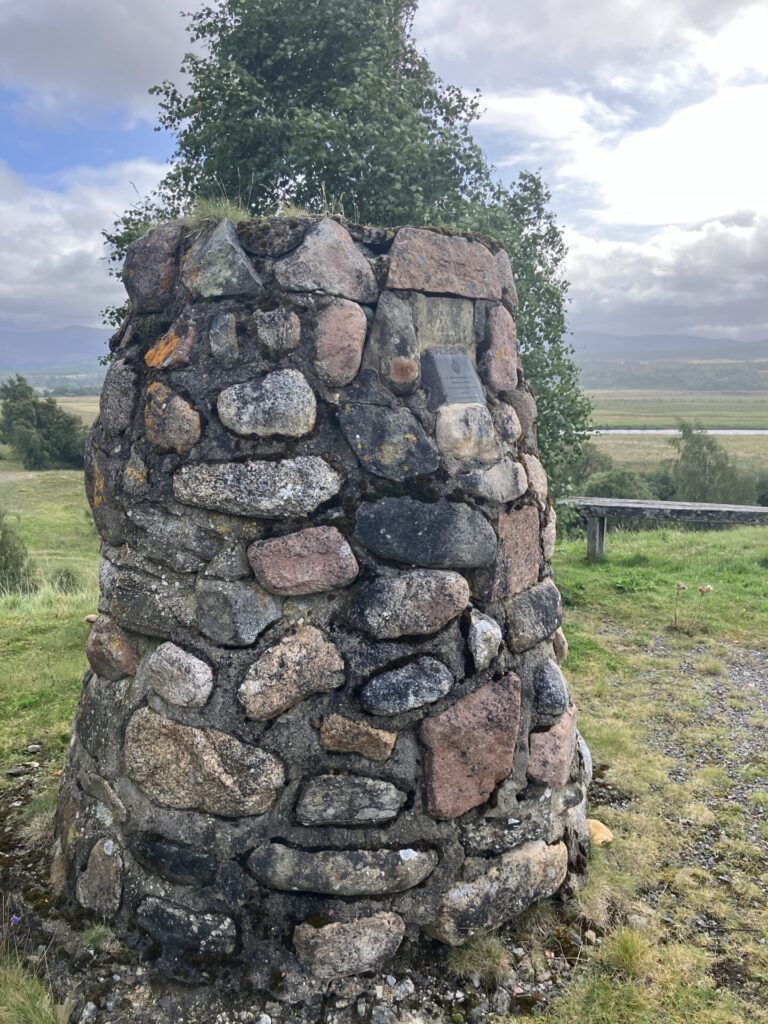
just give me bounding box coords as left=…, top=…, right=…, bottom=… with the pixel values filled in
left=359, top=657, right=454, bottom=715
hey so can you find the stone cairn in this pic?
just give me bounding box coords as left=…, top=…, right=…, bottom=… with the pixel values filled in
left=54, top=216, right=591, bottom=994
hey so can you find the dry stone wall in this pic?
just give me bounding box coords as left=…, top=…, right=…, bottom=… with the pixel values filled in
left=54, top=215, right=591, bottom=993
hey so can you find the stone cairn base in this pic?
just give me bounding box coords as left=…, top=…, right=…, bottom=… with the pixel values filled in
left=54, top=215, right=591, bottom=996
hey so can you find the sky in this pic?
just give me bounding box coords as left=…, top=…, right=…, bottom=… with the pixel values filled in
left=0, top=0, right=766, bottom=341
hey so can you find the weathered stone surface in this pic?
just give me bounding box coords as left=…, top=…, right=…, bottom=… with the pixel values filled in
left=359, top=657, right=454, bottom=715
left=421, top=674, right=522, bottom=818
left=506, top=579, right=563, bottom=653
left=126, top=506, right=220, bottom=574
left=182, top=219, right=262, bottom=299
left=387, top=228, right=502, bottom=299
left=456, top=459, right=528, bottom=504
left=208, top=311, right=239, bottom=363
left=205, top=539, right=251, bottom=581
left=142, top=642, right=214, bottom=708
left=197, top=579, right=281, bottom=647
left=217, top=369, right=316, bottom=438
left=143, top=382, right=201, bottom=455
left=106, top=566, right=197, bottom=638
left=294, top=913, right=406, bottom=979
left=528, top=705, right=577, bottom=789
left=578, top=734, right=593, bottom=788
left=130, top=833, right=217, bottom=886
left=435, top=404, right=500, bottom=467
left=522, top=453, right=548, bottom=506
left=339, top=402, right=439, bottom=481
left=480, top=305, right=518, bottom=393
left=174, top=457, right=342, bottom=518
left=254, top=308, right=301, bottom=355
left=494, top=249, right=518, bottom=311
left=296, top=775, right=406, bottom=826
left=100, top=359, right=138, bottom=436
left=86, top=615, right=136, bottom=680
left=427, top=840, right=568, bottom=945
left=238, top=627, right=344, bottom=720
left=421, top=349, right=485, bottom=413
left=144, top=320, right=196, bottom=370
left=468, top=610, right=503, bottom=672
left=489, top=506, right=541, bottom=601
left=76, top=838, right=123, bottom=915
left=123, top=223, right=182, bottom=313
left=274, top=219, right=377, bottom=302
left=542, top=509, right=557, bottom=560
left=319, top=714, right=397, bottom=762
left=136, top=897, right=237, bottom=955
left=248, top=526, right=358, bottom=595
left=533, top=660, right=570, bottom=719
left=313, top=298, right=368, bottom=386
left=352, top=570, right=470, bottom=639
left=365, top=291, right=420, bottom=393
left=492, top=403, right=523, bottom=443
left=248, top=843, right=437, bottom=895
left=124, top=707, right=284, bottom=816
left=552, top=626, right=568, bottom=664
left=505, top=389, right=537, bottom=447
left=411, top=295, right=476, bottom=357
left=356, top=498, right=496, bottom=569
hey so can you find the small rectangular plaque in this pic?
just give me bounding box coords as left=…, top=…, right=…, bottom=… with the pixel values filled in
left=421, top=349, right=486, bottom=410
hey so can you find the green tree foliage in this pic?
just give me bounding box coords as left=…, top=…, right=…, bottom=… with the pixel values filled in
left=0, top=509, right=34, bottom=592
left=668, top=422, right=756, bottom=505
left=104, top=0, right=591, bottom=490
left=0, top=375, right=88, bottom=470
left=581, top=467, right=653, bottom=500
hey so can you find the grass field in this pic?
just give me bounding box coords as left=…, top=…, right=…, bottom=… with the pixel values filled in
left=589, top=389, right=768, bottom=429
left=0, top=456, right=766, bottom=1021
left=592, top=431, right=768, bottom=476
left=55, top=394, right=100, bottom=425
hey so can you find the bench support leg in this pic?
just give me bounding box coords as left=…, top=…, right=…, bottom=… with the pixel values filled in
left=587, top=516, right=607, bottom=559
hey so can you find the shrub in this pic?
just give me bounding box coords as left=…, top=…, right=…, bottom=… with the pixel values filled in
left=581, top=468, right=653, bottom=500
left=0, top=511, right=35, bottom=593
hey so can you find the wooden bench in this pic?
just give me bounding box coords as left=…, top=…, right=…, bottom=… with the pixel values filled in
left=560, top=497, right=768, bottom=558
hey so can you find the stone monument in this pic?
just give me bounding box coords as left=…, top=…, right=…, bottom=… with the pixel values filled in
left=54, top=215, right=591, bottom=993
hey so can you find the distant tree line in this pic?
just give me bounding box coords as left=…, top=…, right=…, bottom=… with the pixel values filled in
left=581, top=361, right=768, bottom=393
left=573, top=422, right=768, bottom=508
left=0, top=375, right=87, bottom=470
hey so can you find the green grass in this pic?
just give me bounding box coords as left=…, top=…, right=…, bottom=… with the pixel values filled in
left=589, top=389, right=768, bottom=429
left=0, top=960, right=62, bottom=1024
left=535, top=526, right=768, bottom=1024
left=0, top=452, right=98, bottom=768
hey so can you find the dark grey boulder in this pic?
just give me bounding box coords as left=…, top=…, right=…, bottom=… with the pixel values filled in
left=136, top=897, right=237, bottom=955
left=196, top=579, right=281, bottom=647
left=100, top=359, right=139, bottom=437
left=339, top=404, right=439, bottom=481
left=359, top=657, right=454, bottom=715
left=356, top=497, right=497, bottom=568
left=505, top=579, right=563, bottom=653
left=129, top=833, right=217, bottom=886
left=533, top=659, right=570, bottom=719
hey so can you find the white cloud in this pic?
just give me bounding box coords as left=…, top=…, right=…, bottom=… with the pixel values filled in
left=566, top=213, right=768, bottom=338
left=0, top=0, right=197, bottom=121
left=565, top=83, right=768, bottom=225
left=0, top=159, right=164, bottom=328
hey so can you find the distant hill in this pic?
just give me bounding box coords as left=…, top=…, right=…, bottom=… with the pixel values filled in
left=0, top=325, right=109, bottom=371
left=572, top=332, right=768, bottom=363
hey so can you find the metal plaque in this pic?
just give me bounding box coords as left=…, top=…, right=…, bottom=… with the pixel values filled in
left=421, top=349, right=486, bottom=410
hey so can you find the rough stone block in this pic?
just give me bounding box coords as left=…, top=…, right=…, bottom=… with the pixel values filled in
left=359, top=656, right=454, bottom=715
left=294, top=913, right=406, bottom=979
left=182, top=219, right=262, bottom=299
left=528, top=705, right=577, bottom=789
left=124, top=707, right=284, bottom=816
left=488, top=505, right=541, bottom=602
left=122, top=223, right=182, bottom=313
left=238, top=626, right=344, bottom=720
left=421, top=674, right=522, bottom=818
left=386, top=227, right=502, bottom=299
left=296, top=775, right=406, bottom=826
left=352, top=570, right=470, bottom=639
left=143, top=382, right=201, bottom=455
left=506, top=578, right=563, bottom=653
left=196, top=579, right=281, bottom=647
left=248, top=526, right=358, bottom=595
left=217, top=369, right=316, bottom=438
left=274, top=218, right=377, bottom=302
left=313, top=298, right=368, bottom=386
left=86, top=615, right=136, bottom=681
left=319, top=714, right=397, bottom=762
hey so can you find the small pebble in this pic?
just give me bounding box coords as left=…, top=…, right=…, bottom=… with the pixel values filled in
left=583, top=929, right=597, bottom=945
